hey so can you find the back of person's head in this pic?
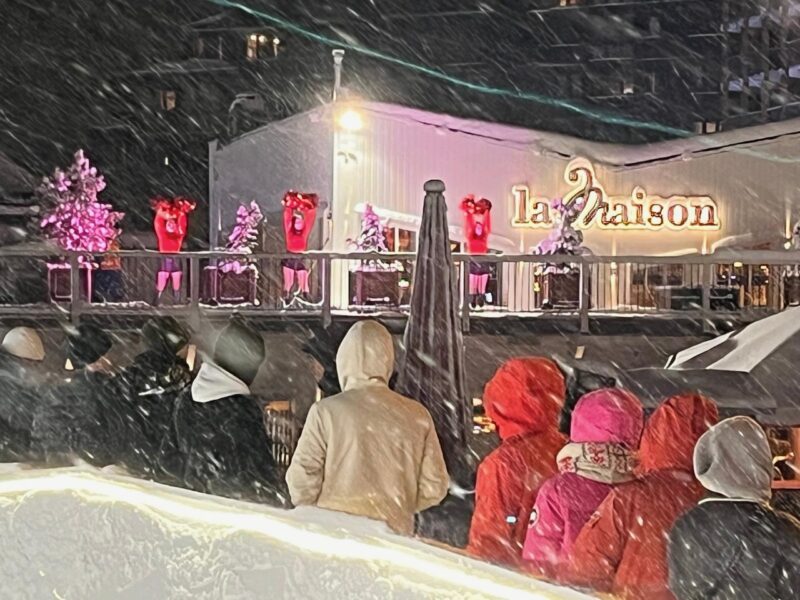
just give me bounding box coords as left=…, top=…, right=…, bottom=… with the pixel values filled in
left=1, top=326, right=45, bottom=362
left=557, top=363, right=617, bottom=436
left=301, top=329, right=341, bottom=397
left=336, top=320, right=394, bottom=391
left=142, top=316, right=190, bottom=358
left=66, top=322, right=112, bottom=369
left=213, top=317, right=264, bottom=386
left=639, top=393, right=719, bottom=474
left=483, top=357, right=565, bottom=440
left=570, top=388, right=644, bottom=448
left=694, top=416, right=772, bottom=503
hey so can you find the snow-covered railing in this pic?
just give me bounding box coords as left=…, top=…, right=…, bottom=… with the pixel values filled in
left=0, top=247, right=797, bottom=332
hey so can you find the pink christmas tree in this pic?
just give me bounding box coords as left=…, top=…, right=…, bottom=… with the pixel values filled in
left=221, top=201, right=264, bottom=273
left=39, top=150, right=124, bottom=258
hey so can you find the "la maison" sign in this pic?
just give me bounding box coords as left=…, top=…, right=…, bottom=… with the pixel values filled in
left=512, top=159, right=720, bottom=231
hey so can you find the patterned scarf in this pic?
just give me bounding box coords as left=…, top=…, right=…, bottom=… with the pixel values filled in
left=557, top=442, right=638, bottom=484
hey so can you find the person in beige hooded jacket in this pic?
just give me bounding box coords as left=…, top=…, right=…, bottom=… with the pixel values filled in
left=286, top=320, right=449, bottom=534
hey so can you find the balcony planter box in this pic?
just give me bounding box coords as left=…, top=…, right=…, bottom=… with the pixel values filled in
left=47, top=263, right=93, bottom=302
left=203, top=265, right=258, bottom=304
left=542, top=272, right=581, bottom=309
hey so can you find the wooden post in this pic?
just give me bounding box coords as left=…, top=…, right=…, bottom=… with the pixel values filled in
left=69, top=253, right=82, bottom=324
left=461, top=259, right=471, bottom=334
left=579, top=261, right=590, bottom=334
left=189, top=256, right=200, bottom=330
left=321, top=256, right=332, bottom=329
left=701, top=262, right=712, bottom=333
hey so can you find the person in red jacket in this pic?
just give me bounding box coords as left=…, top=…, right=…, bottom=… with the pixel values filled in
left=281, top=191, right=318, bottom=304
left=461, top=196, right=492, bottom=309
left=152, top=197, right=195, bottom=301
left=564, top=393, right=718, bottom=600
left=467, top=357, right=566, bottom=568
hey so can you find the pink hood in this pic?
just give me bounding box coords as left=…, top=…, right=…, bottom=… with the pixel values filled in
left=570, top=388, right=644, bottom=448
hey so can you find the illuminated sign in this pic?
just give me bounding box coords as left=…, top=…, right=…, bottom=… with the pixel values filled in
left=512, top=159, right=720, bottom=231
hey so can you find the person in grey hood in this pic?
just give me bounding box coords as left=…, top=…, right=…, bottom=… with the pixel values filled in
left=668, top=416, right=800, bottom=600
left=162, top=317, right=285, bottom=505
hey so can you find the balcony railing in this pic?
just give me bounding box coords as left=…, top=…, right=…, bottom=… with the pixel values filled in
left=0, top=247, right=797, bottom=333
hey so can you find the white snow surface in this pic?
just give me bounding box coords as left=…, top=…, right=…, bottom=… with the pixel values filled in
left=0, top=466, right=595, bottom=600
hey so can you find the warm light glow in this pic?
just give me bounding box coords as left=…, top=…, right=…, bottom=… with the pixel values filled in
left=273, top=37, right=281, bottom=45
left=733, top=261, right=743, bottom=268
left=785, top=240, right=793, bottom=250
left=258, top=34, right=268, bottom=44
left=249, top=34, right=258, bottom=42
left=0, top=471, right=563, bottom=600
left=338, top=109, right=363, bottom=131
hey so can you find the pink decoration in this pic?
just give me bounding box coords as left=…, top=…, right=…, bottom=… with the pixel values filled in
left=220, top=201, right=264, bottom=274
left=38, top=150, right=124, bottom=260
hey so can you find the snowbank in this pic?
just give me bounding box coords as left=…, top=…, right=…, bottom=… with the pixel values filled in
left=0, top=467, right=594, bottom=599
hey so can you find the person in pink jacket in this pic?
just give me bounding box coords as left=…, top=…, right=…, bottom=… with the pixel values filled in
left=521, top=388, right=644, bottom=581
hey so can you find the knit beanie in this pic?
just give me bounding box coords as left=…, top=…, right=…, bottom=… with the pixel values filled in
left=66, top=322, right=112, bottom=368
left=142, top=316, right=190, bottom=357
left=1, top=327, right=45, bottom=362
left=213, top=317, right=264, bottom=386
left=694, top=416, right=772, bottom=503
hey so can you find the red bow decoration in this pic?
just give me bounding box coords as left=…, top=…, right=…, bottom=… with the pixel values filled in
left=150, top=196, right=196, bottom=214
left=461, top=195, right=492, bottom=214
left=282, top=191, right=319, bottom=210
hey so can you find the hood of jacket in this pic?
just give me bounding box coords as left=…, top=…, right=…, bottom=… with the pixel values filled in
left=694, top=416, right=772, bottom=503
left=483, top=357, right=565, bottom=440
left=336, top=321, right=394, bottom=392
left=639, top=393, right=719, bottom=474
left=191, top=361, right=250, bottom=403
left=570, top=388, right=644, bottom=448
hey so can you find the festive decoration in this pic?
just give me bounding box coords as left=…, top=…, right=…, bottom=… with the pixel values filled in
left=151, top=196, right=196, bottom=301
left=349, top=204, right=389, bottom=253
left=220, top=201, right=264, bottom=274
left=534, top=197, right=585, bottom=273
left=461, top=195, right=493, bottom=308
left=39, top=150, right=124, bottom=260
left=281, top=191, right=319, bottom=303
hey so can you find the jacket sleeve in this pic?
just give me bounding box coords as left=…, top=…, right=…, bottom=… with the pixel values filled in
left=522, top=478, right=565, bottom=580
left=564, top=489, right=627, bottom=591
left=667, top=514, right=709, bottom=600
left=285, top=404, right=327, bottom=506
left=467, top=453, right=524, bottom=567
left=416, top=413, right=449, bottom=513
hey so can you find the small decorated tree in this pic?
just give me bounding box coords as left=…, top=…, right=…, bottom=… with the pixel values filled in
left=221, top=201, right=264, bottom=273
left=39, top=150, right=124, bottom=261
left=350, top=204, right=389, bottom=253
left=534, top=197, right=585, bottom=273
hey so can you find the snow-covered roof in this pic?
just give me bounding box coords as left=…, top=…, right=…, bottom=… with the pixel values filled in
left=228, top=100, right=800, bottom=171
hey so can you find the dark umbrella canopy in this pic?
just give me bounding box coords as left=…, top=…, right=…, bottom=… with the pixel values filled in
left=397, top=180, right=471, bottom=482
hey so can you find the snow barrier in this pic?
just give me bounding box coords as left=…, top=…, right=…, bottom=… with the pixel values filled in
left=0, top=467, right=595, bottom=599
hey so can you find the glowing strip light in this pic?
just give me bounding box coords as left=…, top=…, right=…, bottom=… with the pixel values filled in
left=204, top=0, right=687, bottom=138
left=0, top=471, right=582, bottom=600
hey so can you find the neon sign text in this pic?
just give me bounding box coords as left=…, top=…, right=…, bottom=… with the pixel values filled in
left=512, top=159, right=720, bottom=231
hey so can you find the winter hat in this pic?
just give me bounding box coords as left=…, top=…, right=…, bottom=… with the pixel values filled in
left=1, top=327, right=45, bottom=362
left=639, top=393, right=719, bottom=474
left=66, top=322, right=112, bottom=368
left=483, top=357, right=565, bottom=440
left=570, top=388, right=644, bottom=448
left=694, top=416, right=772, bottom=503
left=213, top=317, right=264, bottom=386
left=142, top=316, right=190, bottom=357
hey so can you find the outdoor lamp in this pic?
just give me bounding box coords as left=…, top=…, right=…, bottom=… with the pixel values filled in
left=338, top=109, right=363, bottom=131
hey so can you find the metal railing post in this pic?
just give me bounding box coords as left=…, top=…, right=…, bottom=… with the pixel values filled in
left=189, top=256, right=201, bottom=330
left=69, top=253, right=82, bottom=324
left=700, top=262, right=712, bottom=333
left=321, top=256, right=332, bottom=328
left=579, top=260, right=590, bottom=334
left=461, top=259, right=471, bottom=333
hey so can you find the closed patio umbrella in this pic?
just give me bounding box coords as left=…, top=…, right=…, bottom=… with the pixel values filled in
left=397, top=180, right=471, bottom=481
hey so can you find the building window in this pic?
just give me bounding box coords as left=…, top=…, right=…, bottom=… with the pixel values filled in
left=246, top=33, right=280, bottom=60
left=160, top=90, right=177, bottom=111
left=622, top=81, right=635, bottom=95
left=559, top=0, right=579, bottom=6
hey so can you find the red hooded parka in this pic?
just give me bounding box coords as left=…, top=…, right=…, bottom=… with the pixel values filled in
left=565, top=393, right=719, bottom=599
left=466, top=358, right=566, bottom=568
